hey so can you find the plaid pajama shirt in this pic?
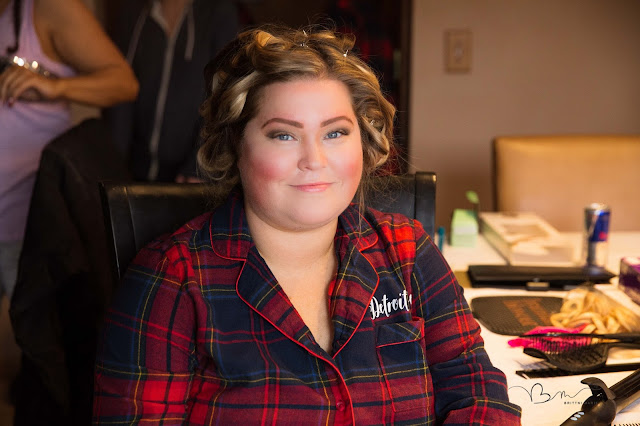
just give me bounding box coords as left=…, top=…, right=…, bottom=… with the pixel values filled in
left=93, top=192, right=521, bottom=425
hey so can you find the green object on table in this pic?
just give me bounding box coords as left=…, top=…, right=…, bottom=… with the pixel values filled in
left=450, top=208, right=478, bottom=247
left=466, top=190, right=479, bottom=219
left=466, top=190, right=479, bottom=205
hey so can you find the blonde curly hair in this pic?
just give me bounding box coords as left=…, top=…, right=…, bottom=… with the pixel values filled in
left=198, top=24, right=396, bottom=206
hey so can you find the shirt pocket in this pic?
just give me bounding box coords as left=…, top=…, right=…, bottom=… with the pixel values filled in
left=375, top=318, right=431, bottom=413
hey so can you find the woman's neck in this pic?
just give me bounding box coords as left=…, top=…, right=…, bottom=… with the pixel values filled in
left=248, top=219, right=339, bottom=354
left=250, top=220, right=338, bottom=274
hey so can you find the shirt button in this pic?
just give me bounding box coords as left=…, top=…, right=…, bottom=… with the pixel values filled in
left=336, top=401, right=345, bottom=412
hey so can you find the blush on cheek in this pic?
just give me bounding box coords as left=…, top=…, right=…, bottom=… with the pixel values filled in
left=243, top=149, right=292, bottom=182
left=346, top=154, right=364, bottom=171
left=339, top=150, right=364, bottom=180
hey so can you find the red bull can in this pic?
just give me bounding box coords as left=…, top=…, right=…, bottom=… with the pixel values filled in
left=583, top=203, right=610, bottom=267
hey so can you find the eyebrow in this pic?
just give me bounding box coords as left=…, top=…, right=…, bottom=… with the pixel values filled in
left=261, top=116, right=354, bottom=129
left=321, top=116, right=354, bottom=127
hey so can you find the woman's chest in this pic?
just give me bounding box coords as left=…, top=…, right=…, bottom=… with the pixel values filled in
left=189, top=296, right=433, bottom=423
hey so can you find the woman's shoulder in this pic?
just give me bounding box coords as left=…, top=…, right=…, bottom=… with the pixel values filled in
left=364, top=206, right=425, bottom=238
left=134, top=211, right=215, bottom=265
left=342, top=206, right=428, bottom=260
left=150, top=210, right=213, bottom=245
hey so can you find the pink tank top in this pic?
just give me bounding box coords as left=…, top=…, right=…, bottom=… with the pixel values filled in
left=0, top=0, right=76, bottom=240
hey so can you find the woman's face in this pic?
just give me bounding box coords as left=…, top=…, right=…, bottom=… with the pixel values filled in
left=238, top=78, right=363, bottom=233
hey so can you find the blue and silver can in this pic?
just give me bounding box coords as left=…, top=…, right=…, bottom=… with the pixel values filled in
left=583, top=203, right=610, bottom=267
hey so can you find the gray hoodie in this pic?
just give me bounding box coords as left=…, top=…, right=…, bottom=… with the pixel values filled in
left=104, top=0, right=239, bottom=181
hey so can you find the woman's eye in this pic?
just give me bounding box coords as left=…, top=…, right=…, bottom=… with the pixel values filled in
left=326, top=130, right=346, bottom=139
left=270, top=133, right=294, bottom=141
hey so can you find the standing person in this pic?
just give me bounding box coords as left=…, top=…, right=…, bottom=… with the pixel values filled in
left=104, top=0, right=239, bottom=182
left=0, top=0, right=137, bottom=311
left=93, top=24, right=522, bottom=424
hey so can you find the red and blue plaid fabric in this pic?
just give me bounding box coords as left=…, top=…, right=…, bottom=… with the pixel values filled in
left=94, top=193, right=521, bottom=424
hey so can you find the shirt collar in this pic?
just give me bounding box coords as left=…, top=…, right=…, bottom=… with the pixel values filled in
left=210, top=191, right=382, bottom=357
left=209, top=191, right=253, bottom=260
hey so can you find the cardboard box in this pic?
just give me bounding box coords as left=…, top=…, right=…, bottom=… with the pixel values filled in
left=619, top=256, right=640, bottom=305
left=479, top=212, right=577, bottom=266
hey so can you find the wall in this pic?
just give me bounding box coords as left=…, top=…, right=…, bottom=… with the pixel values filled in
left=410, top=0, right=640, bottom=230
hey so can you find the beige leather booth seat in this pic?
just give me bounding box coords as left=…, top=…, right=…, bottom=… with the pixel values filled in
left=493, top=135, right=640, bottom=232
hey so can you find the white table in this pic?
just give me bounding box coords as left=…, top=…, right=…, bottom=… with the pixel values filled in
left=441, top=232, right=640, bottom=425
left=442, top=232, right=640, bottom=278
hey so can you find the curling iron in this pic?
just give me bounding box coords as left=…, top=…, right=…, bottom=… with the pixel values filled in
left=559, top=368, right=640, bottom=425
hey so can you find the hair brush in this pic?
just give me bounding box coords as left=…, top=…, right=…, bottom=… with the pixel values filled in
left=520, top=332, right=640, bottom=373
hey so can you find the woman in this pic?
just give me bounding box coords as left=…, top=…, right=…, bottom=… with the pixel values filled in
left=0, top=0, right=138, bottom=304
left=93, top=25, right=521, bottom=424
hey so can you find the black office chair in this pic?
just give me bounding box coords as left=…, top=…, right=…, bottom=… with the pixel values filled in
left=99, top=171, right=436, bottom=283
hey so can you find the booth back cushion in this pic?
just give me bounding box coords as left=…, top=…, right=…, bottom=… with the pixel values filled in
left=493, top=135, right=640, bottom=231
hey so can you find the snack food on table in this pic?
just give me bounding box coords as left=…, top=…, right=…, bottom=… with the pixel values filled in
left=550, top=286, right=640, bottom=333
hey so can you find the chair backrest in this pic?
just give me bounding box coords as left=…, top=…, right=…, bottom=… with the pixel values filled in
left=100, top=172, right=436, bottom=283
left=493, top=135, right=640, bottom=231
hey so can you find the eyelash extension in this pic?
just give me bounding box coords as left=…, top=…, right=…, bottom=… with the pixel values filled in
left=327, top=129, right=349, bottom=138
left=267, top=132, right=294, bottom=140
left=265, top=129, right=350, bottom=140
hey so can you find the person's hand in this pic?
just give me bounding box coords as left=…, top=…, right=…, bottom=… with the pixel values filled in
left=175, top=174, right=204, bottom=183
left=0, top=65, right=60, bottom=106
